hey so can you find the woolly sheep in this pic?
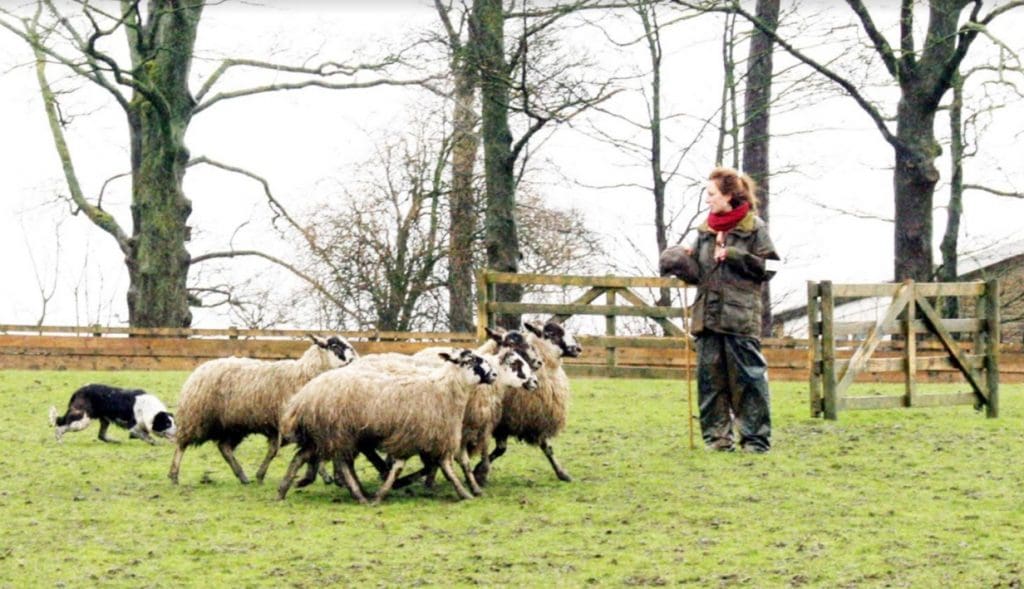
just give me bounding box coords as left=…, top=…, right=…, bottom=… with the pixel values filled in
left=476, top=320, right=581, bottom=485
left=349, top=347, right=539, bottom=494
left=167, top=334, right=357, bottom=485
left=277, top=349, right=502, bottom=504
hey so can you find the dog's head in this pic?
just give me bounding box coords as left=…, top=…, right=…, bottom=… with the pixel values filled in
left=152, top=411, right=177, bottom=440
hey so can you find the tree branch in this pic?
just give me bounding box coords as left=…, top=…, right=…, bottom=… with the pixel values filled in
left=190, top=249, right=348, bottom=311
left=673, top=0, right=905, bottom=152
left=845, top=0, right=902, bottom=80
left=29, top=19, right=130, bottom=257
left=963, top=183, right=1024, bottom=198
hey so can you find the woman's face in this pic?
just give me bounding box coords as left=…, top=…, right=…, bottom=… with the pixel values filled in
left=705, top=180, right=733, bottom=214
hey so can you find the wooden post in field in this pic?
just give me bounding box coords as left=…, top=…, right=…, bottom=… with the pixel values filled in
left=904, top=283, right=917, bottom=407
left=475, top=269, right=489, bottom=341
left=605, top=289, right=616, bottom=370
left=984, top=279, right=1000, bottom=418
left=820, top=281, right=837, bottom=420
left=807, top=281, right=822, bottom=417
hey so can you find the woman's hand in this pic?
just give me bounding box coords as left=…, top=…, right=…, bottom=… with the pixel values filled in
left=714, top=232, right=727, bottom=263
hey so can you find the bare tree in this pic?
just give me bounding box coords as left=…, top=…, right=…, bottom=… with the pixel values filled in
left=474, top=0, right=618, bottom=329
left=741, top=0, right=780, bottom=336
left=677, top=0, right=1024, bottom=283
left=1, top=1, right=432, bottom=327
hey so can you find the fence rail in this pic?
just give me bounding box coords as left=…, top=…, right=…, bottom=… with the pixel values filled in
left=2, top=324, right=1024, bottom=381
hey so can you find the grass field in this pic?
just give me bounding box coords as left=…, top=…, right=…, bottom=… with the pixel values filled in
left=1, top=369, right=1021, bottom=588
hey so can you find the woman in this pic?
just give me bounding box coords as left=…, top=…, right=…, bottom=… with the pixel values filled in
left=659, top=167, right=779, bottom=452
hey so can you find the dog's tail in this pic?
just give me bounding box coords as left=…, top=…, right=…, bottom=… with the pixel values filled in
left=48, top=406, right=60, bottom=427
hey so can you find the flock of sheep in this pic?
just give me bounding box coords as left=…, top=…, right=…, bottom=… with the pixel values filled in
left=165, top=321, right=582, bottom=504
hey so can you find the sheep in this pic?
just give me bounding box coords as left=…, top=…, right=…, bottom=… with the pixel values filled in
left=276, top=349, right=500, bottom=504
left=167, top=334, right=357, bottom=485
left=414, top=327, right=544, bottom=372
left=475, top=320, right=582, bottom=485
left=350, top=347, right=539, bottom=494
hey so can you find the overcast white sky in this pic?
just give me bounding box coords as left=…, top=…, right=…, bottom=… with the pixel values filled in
left=2, top=1, right=1023, bottom=331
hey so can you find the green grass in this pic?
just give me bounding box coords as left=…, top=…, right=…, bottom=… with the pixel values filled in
left=1, top=370, right=1022, bottom=588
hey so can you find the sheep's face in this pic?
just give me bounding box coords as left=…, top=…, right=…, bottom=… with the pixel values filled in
left=325, top=336, right=357, bottom=365
left=498, top=330, right=544, bottom=371
left=497, top=351, right=538, bottom=391
left=440, top=349, right=497, bottom=385
left=525, top=321, right=582, bottom=358
left=311, top=335, right=358, bottom=367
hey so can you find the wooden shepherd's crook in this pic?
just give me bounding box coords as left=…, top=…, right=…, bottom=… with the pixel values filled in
left=683, top=285, right=696, bottom=450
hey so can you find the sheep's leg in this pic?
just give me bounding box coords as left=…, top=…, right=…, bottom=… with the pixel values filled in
left=473, top=438, right=492, bottom=487
left=168, top=445, right=185, bottom=484
left=97, top=419, right=119, bottom=443
left=439, top=456, right=475, bottom=501
left=296, top=457, right=320, bottom=488
left=477, top=435, right=507, bottom=483
left=336, top=459, right=369, bottom=505
left=371, top=458, right=407, bottom=505
left=540, top=439, right=572, bottom=482
left=277, top=449, right=312, bottom=500
left=487, top=435, right=508, bottom=462
left=217, top=440, right=250, bottom=484
left=422, top=463, right=439, bottom=489
left=359, top=444, right=391, bottom=480
left=457, top=449, right=483, bottom=496
left=390, top=467, right=428, bottom=490
left=254, top=434, right=281, bottom=483
left=317, top=462, right=333, bottom=484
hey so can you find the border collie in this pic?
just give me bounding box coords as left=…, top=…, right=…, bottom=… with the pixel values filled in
left=48, top=384, right=177, bottom=444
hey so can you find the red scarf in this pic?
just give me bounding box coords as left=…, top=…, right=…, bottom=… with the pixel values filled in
left=707, top=202, right=749, bottom=233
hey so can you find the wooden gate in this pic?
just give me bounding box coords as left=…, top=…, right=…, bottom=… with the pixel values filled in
left=476, top=271, right=690, bottom=378
left=807, top=280, right=1000, bottom=420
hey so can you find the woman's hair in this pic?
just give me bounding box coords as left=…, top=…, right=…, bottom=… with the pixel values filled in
left=709, top=167, right=759, bottom=211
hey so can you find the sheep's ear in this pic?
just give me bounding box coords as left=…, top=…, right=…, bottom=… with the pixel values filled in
left=523, top=322, right=543, bottom=337
left=484, top=326, right=504, bottom=343
left=308, top=334, right=327, bottom=347
left=499, top=351, right=515, bottom=365
left=438, top=352, right=456, bottom=364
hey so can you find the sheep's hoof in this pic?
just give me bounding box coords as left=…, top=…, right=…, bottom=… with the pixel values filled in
left=557, top=471, right=573, bottom=482
left=295, top=477, right=315, bottom=488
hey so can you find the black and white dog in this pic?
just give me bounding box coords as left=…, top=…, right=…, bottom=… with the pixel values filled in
left=48, top=384, right=177, bottom=444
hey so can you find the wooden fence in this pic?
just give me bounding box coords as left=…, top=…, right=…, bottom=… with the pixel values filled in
left=3, top=272, right=1024, bottom=382
left=808, top=280, right=1001, bottom=420
left=2, top=323, right=1024, bottom=382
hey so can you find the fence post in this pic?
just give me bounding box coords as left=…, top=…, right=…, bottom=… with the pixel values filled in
left=904, top=283, right=917, bottom=407
left=985, top=279, right=1000, bottom=418
left=606, top=289, right=617, bottom=370
left=807, top=281, right=822, bottom=417
left=820, top=280, right=838, bottom=420
left=475, top=269, right=490, bottom=341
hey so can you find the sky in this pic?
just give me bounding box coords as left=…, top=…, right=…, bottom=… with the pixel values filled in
left=2, top=1, right=1023, bottom=332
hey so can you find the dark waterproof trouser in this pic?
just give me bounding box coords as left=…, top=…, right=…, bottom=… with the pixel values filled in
left=696, top=332, right=772, bottom=451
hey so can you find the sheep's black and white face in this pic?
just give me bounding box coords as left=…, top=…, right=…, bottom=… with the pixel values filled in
left=525, top=321, right=582, bottom=358
left=320, top=336, right=357, bottom=365
left=442, top=349, right=497, bottom=385
left=498, top=351, right=538, bottom=391
left=500, top=330, right=544, bottom=371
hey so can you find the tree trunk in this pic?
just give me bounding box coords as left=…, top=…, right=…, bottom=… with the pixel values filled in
left=741, top=0, right=779, bottom=337
left=939, top=72, right=963, bottom=318
left=124, top=3, right=204, bottom=328
left=475, top=0, right=522, bottom=330
left=447, top=19, right=481, bottom=333
left=127, top=111, right=194, bottom=328
left=893, top=95, right=940, bottom=283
